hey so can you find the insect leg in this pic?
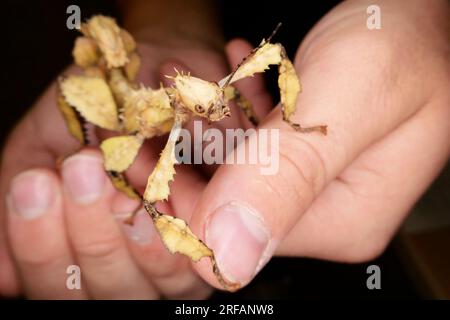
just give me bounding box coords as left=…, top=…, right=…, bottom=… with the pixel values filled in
left=278, top=47, right=327, bottom=135
left=107, top=171, right=141, bottom=199
left=57, top=94, right=89, bottom=145
left=107, top=170, right=142, bottom=225
left=224, top=86, right=259, bottom=126
left=100, top=134, right=143, bottom=219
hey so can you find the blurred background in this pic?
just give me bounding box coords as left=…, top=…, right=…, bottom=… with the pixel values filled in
left=2, top=0, right=449, bottom=299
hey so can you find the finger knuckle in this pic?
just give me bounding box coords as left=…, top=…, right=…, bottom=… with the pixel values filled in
left=279, top=131, right=328, bottom=198
left=74, top=235, right=123, bottom=261
left=15, top=249, right=67, bottom=270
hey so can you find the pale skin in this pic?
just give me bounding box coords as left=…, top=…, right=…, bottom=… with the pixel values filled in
left=1, top=0, right=449, bottom=298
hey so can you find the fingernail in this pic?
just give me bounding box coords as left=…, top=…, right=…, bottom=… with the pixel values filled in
left=62, top=154, right=106, bottom=205
left=9, top=171, right=56, bottom=219
left=206, top=202, right=270, bottom=285
left=122, top=209, right=155, bottom=245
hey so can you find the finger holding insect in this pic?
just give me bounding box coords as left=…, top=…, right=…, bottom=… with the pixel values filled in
left=0, top=68, right=87, bottom=297
left=7, top=169, right=87, bottom=299
left=61, top=149, right=157, bottom=299
left=189, top=24, right=435, bottom=290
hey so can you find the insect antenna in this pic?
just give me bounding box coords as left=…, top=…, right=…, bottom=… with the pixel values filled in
left=267, top=22, right=282, bottom=43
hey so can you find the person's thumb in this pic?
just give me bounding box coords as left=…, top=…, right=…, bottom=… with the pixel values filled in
left=188, top=36, right=421, bottom=289
left=189, top=109, right=329, bottom=289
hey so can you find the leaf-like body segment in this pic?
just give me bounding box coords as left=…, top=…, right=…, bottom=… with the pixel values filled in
left=60, top=75, right=119, bottom=130
left=101, top=135, right=143, bottom=172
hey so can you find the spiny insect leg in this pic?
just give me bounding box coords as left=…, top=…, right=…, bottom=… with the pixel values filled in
left=143, top=119, right=182, bottom=204
left=285, top=119, right=328, bottom=135
left=107, top=169, right=141, bottom=225
left=142, top=200, right=240, bottom=291
left=107, top=170, right=141, bottom=200
left=57, top=94, right=89, bottom=145
left=225, top=86, right=259, bottom=126
left=122, top=203, right=144, bottom=226
left=278, top=46, right=327, bottom=135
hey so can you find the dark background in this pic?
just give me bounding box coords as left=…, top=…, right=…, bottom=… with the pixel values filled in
left=1, top=0, right=419, bottom=299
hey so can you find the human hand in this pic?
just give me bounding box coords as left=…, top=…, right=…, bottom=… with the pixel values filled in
left=189, top=0, right=450, bottom=289
left=0, top=0, right=272, bottom=298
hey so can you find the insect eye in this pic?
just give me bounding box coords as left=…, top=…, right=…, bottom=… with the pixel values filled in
left=195, top=104, right=205, bottom=113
